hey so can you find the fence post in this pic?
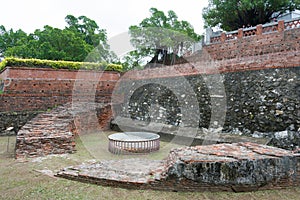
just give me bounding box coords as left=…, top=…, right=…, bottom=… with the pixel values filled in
left=278, top=20, right=285, bottom=32
left=221, top=32, right=226, bottom=42
left=205, top=28, right=213, bottom=44
left=256, top=24, right=263, bottom=35
left=238, top=28, right=243, bottom=39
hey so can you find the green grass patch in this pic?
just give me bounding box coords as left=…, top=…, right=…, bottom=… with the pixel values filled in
left=0, top=134, right=300, bottom=199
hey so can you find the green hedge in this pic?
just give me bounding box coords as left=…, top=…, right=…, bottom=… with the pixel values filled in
left=0, top=57, right=123, bottom=72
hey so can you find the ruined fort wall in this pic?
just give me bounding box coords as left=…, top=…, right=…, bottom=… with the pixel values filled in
left=0, top=67, right=120, bottom=134
left=113, top=26, right=300, bottom=135
left=0, top=22, right=299, bottom=135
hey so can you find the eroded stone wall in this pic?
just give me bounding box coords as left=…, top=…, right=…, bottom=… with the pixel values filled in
left=112, top=26, right=300, bottom=145
left=116, top=66, right=299, bottom=133
left=0, top=111, right=40, bottom=135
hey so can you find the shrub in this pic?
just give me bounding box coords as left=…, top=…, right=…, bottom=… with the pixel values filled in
left=0, top=57, right=123, bottom=72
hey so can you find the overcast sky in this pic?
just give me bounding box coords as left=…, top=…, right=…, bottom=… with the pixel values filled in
left=0, top=0, right=209, bottom=38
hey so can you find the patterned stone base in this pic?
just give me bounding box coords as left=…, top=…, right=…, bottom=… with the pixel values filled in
left=56, top=142, right=300, bottom=192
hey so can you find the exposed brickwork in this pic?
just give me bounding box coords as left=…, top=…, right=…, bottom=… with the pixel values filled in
left=15, top=103, right=113, bottom=159
left=72, top=103, right=113, bottom=135
left=15, top=105, right=75, bottom=159
left=206, top=30, right=299, bottom=61
left=0, top=23, right=298, bottom=115
left=0, top=67, right=120, bottom=112
left=56, top=142, right=300, bottom=192
left=0, top=26, right=298, bottom=114
left=123, top=28, right=299, bottom=80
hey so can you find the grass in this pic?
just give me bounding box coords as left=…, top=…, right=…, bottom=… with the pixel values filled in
left=0, top=133, right=300, bottom=200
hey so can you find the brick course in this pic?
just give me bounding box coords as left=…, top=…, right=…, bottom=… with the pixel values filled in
left=15, top=103, right=113, bottom=159
left=0, top=67, right=120, bottom=112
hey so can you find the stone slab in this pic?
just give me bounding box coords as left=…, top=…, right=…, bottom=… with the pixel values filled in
left=56, top=142, right=300, bottom=192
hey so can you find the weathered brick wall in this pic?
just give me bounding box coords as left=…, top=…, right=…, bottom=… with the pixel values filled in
left=0, top=67, right=120, bottom=133
left=15, top=103, right=113, bottom=158
left=72, top=103, right=113, bottom=135
left=0, top=67, right=120, bottom=112
left=204, top=28, right=299, bottom=61
left=122, top=27, right=300, bottom=80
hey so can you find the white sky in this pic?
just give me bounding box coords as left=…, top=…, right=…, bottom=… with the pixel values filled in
left=0, top=0, right=209, bottom=38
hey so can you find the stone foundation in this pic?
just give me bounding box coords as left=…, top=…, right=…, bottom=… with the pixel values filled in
left=56, top=142, right=300, bottom=192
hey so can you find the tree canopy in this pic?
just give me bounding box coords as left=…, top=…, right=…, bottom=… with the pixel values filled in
left=127, top=8, right=201, bottom=69
left=203, top=0, right=300, bottom=31
left=0, top=25, right=27, bottom=58
left=0, top=15, right=114, bottom=62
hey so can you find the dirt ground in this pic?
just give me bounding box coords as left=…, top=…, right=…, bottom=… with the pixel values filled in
left=1, top=134, right=300, bottom=200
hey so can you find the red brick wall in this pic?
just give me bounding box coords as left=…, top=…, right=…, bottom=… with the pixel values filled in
left=0, top=67, right=120, bottom=112
left=204, top=29, right=299, bottom=61
left=123, top=28, right=299, bottom=80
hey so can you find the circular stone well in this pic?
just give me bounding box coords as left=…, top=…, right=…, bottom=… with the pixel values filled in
left=108, top=132, right=160, bottom=154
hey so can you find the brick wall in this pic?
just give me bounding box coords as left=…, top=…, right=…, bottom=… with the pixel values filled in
left=1, top=26, right=299, bottom=113
left=123, top=27, right=299, bottom=80
left=15, top=103, right=113, bottom=158
left=0, top=67, right=120, bottom=133
left=0, top=67, right=120, bottom=112
left=204, top=28, right=299, bottom=61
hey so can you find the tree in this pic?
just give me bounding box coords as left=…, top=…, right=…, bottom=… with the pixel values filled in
left=5, top=25, right=92, bottom=61
left=0, top=26, right=28, bottom=57
left=127, top=8, right=201, bottom=69
left=203, top=0, right=300, bottom=31
left=1, top=15, right=115, bottom=62
left=65, top=15, right=116, bottom=62
left=121, top=50, right=148, bottom=71
left=65, top=15, right=107, bottom=47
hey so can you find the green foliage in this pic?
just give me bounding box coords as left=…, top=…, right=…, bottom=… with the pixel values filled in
left=5, top=26, right=93, bottom=62
left=0, top=25, right=28, bottom=57
left=125, top=8, right=201, bottom=69
left=0, top=15, right=116, bottom=63
left=203, top=0, right=300, bottom=31
left=64, top=15, right=116, bottom=63
left=120, top=50, right=149, bottom=71
left=65, top=15, right=107, bottom=47
left=0, top=57, right=123, bottom=72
